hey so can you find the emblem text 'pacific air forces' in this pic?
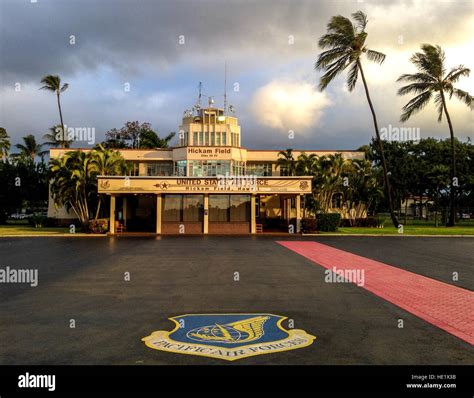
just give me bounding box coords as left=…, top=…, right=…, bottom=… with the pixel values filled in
left=142, top=314, right=316, bottom=361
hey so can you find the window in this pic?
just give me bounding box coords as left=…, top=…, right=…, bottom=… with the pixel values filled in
left=188, top=160, right=231, bottom=177
left=147, top=162, right=173, bottom=176
left=232, top=161, right=246, bottom=176
left=216, top=132, right=221, bottom=146
left=246, top=163, right=272, bottom=176
left=193, top=132, right=198, bottom=145
left=231, top=133, right=240, bottom=146
left=199, top=131, right=203, bottom=146
left=209, top=195, right=230, bottom=222
left=211, top=132, right=215, bottom=146
left=222, top=132, right=227, bottom=145
left=209, top=195, right=250, bottom=222
left=175, top=160, right=187, bottom=176
left=162, top=195, right=182, bottom=222
left=179, top=132, right=188, bottom=146
left=183, top=195, right=203, bottom=221
left=127, top=162, right=140, bottom=176
left=163, top=195, right=203, bottom=222
left=230, top=195, right=250, bottom=222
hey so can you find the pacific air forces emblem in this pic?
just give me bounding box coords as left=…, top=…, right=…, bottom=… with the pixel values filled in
left=142, top=313, right=316, bottom=361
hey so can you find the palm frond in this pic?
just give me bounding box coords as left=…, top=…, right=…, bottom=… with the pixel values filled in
left=319, top=55, right=351, bottom=91
left=351, top=11, right=368, bottom=31
left=412, top=44, right=445, bottom=78
left=452, top=88, right=474, bottom=108
left=365, top=49, right=386, bottom=64
left=400, top=91, right=432, bottom=122
left=318, top=33, right=351, bottom=49
left=445, top=66, right=470, bottom=83
left=346, top=61, right=359, bottom=91
left=396, top=72, right=436, bottom=83
left=397, top=82, right=433, bottom=96
left=315, top=47, right=350, bottom=70
left=433, top=93, right=444, bottom=122
left=40, top=75, right=61, bottom=91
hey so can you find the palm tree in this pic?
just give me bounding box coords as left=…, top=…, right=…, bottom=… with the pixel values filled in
left=49, top=151, right=94, bottom=228
left=296, top=152, right=318, bottom=176
left=276, top=149, right=296, bottom=176
left=139, top=130, right=176, bottom=149
left=43, top=125, right=73, bottom=148
left=40, top=75, right=69, bottom=138
left=49, top=147, right=127, bottom=228
left=89, top=145, right=128, bottom=219
left=15, top=134, right=47, bottom=161
left=315, top=10, right=399, bottom=227
left=397, top=44, right=473, bottom=226
left=0, top=127, right=10, bottom=161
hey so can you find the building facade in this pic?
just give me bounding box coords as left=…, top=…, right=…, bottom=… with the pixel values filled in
left=48, top=105, right=363, bottom=234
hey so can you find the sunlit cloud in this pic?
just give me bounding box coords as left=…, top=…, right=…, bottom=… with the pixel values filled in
left=251, top=81, right=331, bottom=133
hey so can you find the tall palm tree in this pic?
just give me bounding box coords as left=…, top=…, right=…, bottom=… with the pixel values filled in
left=0, top=127, right=10, bottom=161
left=397, top=44, right=473, bottom=226
left=276, top=149, right=296, bottom=176
left=40, top=75, right=69, bottom=138
left=315, top=10, right=399, bottom=227
left=43, top=125, right=73, bottom=148
left=15, top=134, right=47, bottom=161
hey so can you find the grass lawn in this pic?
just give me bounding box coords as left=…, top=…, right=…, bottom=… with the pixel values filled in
left=0, top=224, right=80, bottom=235
left=334, top=225, right=474, bottom=235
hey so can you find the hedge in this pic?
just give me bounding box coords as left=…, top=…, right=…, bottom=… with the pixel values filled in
left=317, top=213, right=341, bottom=232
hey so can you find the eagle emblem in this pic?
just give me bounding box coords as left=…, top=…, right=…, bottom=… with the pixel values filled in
left=142, top=313, right=316, bottom=361
left=187, top=315, right=269, bottom=344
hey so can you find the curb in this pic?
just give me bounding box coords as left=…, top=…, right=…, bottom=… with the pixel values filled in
left=302, top=233, right=474, bottom=237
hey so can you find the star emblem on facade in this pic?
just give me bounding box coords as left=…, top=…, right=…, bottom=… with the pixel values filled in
left=154, top=182, right=169, bottom=190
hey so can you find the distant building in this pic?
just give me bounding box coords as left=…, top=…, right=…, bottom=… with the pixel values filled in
left=48, top=103, right=363, bottom=234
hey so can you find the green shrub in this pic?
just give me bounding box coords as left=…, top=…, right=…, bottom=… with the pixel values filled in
left=301, top=218, right=317, bottom=233
left=317, top=213, right=341, bottom=232
left=28, top=214, right=48, bottom=228
left=89, top=218, right=109, bottom=234
left=374, top=216, right=386, bottom=228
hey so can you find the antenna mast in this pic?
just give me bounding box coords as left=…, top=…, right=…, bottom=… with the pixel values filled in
left=224, top=61, right=227, bottom=115
left=197, top=81, right=202, bottom=107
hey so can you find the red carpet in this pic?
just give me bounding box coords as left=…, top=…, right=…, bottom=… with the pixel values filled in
left=278, top=241, right=474, bottom=345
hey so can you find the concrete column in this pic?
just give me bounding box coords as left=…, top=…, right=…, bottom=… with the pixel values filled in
left=251, top=194, right=256, bottom=234
left=203, top=194, right=209, bottom=234
left=110, top=195, right=116, bottom=234
left=156, top=194, right=162, bottom=234
left=123, top=197, right=127, bottom=227
left=296, top=195, right=301, bottom=233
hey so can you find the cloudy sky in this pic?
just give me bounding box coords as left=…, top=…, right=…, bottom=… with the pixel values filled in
left=0, top=0, right=473, bottom=151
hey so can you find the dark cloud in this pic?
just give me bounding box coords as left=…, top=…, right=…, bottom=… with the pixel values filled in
left=0, top=0, right=472, bottom=149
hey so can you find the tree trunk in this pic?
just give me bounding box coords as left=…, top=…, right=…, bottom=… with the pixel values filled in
left=440, top=90, right=456, bottom=227
left=404, top=196, right=408, bottom=224
left=57, top=92, right=65, bottom=149
left=358, top=60, right=399, bottom=228
left=95, top=196, right=101, bottom=220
